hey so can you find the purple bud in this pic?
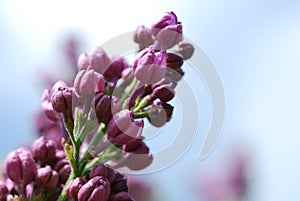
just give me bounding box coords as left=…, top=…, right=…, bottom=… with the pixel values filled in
left=88, top=47, right=111, bottom=74
left=166, top=52, right=183, bottom=70
left=123, top=139, right=149, bottom=154
left=4, top=147, right=37, bottom=185
left=176, top=41, right=194, bottom=60
left=77, top=52, right=89, bottom=70
left=110, top=192, right=134, bottom=201
left=66, top=177, right=87, bottom=199
left=74, top=68, right=105, bottom=96
left=94, top=93, right=120, bottom=124
left=151, top=82, right=175, bottom=102
left=78, top=176, right=110, bottom=201
left=35, top=166, right=59, bottom=190
left=41, top=89, right=59, bottom=121
left=132, top=48, right=166, bottom=84
left=148, top=102, right=174, bottom=127
left=31, top=136, right=57, bottom=164
left=121, top=68, right=134, bottom=85
left=124, top=153, right=153, bottom=171
left=89, top=163, right=116, bottom=183
left=53, top=158, right=71, bottom=184
left=107, top=109, right=144, bottom=145
left=111, top=173, right=128, bottom=193
left=51, top=86, right=73, bottom=117
left=0, top=181, right=8, bottom=201
left=166, top=68, right=184, bottom=82
left=133, top=25, right=154, bottom=49
left=151, top=11, right=183, bottom=49
left=103, top=57, right=128, bottom=82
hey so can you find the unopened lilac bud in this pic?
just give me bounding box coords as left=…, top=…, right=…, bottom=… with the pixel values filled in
left=132, top=48, right=166, bottom=84
left=77, top=52, right=89, bottom=70
left=53, top=158, right=71, bottom=184
left=51, top=86, right=73, bottom=118
left=78, top=176, right=110, bottom=201
left=66, top=177, right=86, bottom=199
left=110, top=192, right=134, bottom=201
left=104, top=57, right=128, bottom=82
left=89, top=163, right=116, bottom=183
left=0, top=181, right=8, bottom=201
left=148, top=102, right=174, bottom=127
left=74, top=68, right=105, bottom=96
left=123, top=139, right=150, bottom=154
left=166, top=68, right=184, bottom=82
left=176, top=41, right=194, bottom=60
left=94, top=93, right=120, bottom=124
left=35, top=166, right=59, bottom=190
left=151, top=11, right=183, bottom=49
left=133, top=25, right=154, bottom=49
left=111, top=173, right=128, bottom=193
left=121, top=68, right=134, bottom=85
left=4, top=147, right=37, bottom=185
left=166, top=52, right=183, bottom=70
left=107, top=109, right=144, bottom=145
left=88, top=47, right=111, bottom=74
left=151, top=82, right=175, bottom=102
left=31, top=136, right=56, bottom=164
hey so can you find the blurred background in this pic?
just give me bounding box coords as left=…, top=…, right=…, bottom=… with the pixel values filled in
left=0, top=0, right=300, bottom=200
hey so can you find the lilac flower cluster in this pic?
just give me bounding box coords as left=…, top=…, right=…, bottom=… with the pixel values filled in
left=0, top=11, right=194, bottom=201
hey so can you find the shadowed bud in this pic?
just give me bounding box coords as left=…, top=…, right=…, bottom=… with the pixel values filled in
left=94, top=93, right=120, bottom=124
left=35, top=165, right=59, bottom=190
left=51, top=86, right=73, bottom=119
left=107, top=109, right=144, bottom=145
left=78, top=176, right=110, bottom=201
left=89, top=163, right=116, bottom=183
left=74, top=68, right=105, bottom=96
left=123, top=139, right=149, bottom=154
left=4, top=147, right=37, bottom=185
left=133, top=25, right=154, bottom=50
left=66, top=177, right=87, bottom=199
left=151, top=82, right=175, bottom=102
left=110, top=173, right=128, bottom=193
left=104, top=57, right=128, bottom=82
left=53, top=158, right=71, bottom=184
left=148, top=102, right=174, bottom=127
left=166, top=68, right=185, bottom=82
left=0, top=181, right=8, bottom=201
left=110, top=192, right=134, bottom=201
left=121, top=68, right=134, bottom=85
left=176, top=41, right=194, bottom=60
left=132, top=48, right=166, bottom=84
left=31, top=136, right=56, bottom=164
left=166, top=52, right=183, bottom=70
left=88, top=47, right=111, bottom=74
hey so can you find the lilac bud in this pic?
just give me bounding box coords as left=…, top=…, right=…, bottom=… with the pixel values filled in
left=110, top=192, right=134, bottom=201
left=53, top=158, right=71, bottom=184
left=77, top=52, right=89, bottom=70
left=111, top=173, right=128, bottom=193
left=35, top=166, right=59, bottom=190
left=133, top=25, right=154, bottom=49
left=107, top=109, right=144, bottom=145
left=148, top=102, right=174, bottom=127
left=41, top=89, right=59, bottom=121
left=123, top=139, right=149, bottom=154
left=0, top=181, right=8, bottom=201
left=166, top=68, right=184, bottom=82
left=121, top=68, right=134, bottom=85
left=78, top=176, right=110, bottom=201
left=31, top=136, right=56, bottom=164
left=103, top=57, right=128, bottom=82
left=51, top=86, right=73, bottom=118
left=151, top=82, right=175, bottom=102
left=176, top=41, right=195, bottom=60
left=89, top=163, right=116, bottom=183
left=4, top=147, right=37, bottom=185
left=132, top=48, right=166, bottom=84
left=94, top=93, right=120, bottom=124
left=123, top=153, right=153, bottom=171
left=88, top=47, right=111, bottom=74
left=151, top=11, right=183, bottom=49
left=74, top=68, right=105, bottom=96
left=66, top=177, right=87, bottom=199
left=166, top=52, right=183, bottom=70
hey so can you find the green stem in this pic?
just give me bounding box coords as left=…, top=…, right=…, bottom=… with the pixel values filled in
left=133, top=110, right=150, bottom=118
left=120, top=78, right=138, bottom=105
left=133, top=95, right=151, bottom=112
left=58, top=171, right=76, bottom=201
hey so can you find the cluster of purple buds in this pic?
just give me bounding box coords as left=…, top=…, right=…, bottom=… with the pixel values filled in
left=1, top=11, right=194, bottom=200
left=66, top=163, right=133, bottom=201
left=0, top=136, right=71, bottom=200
